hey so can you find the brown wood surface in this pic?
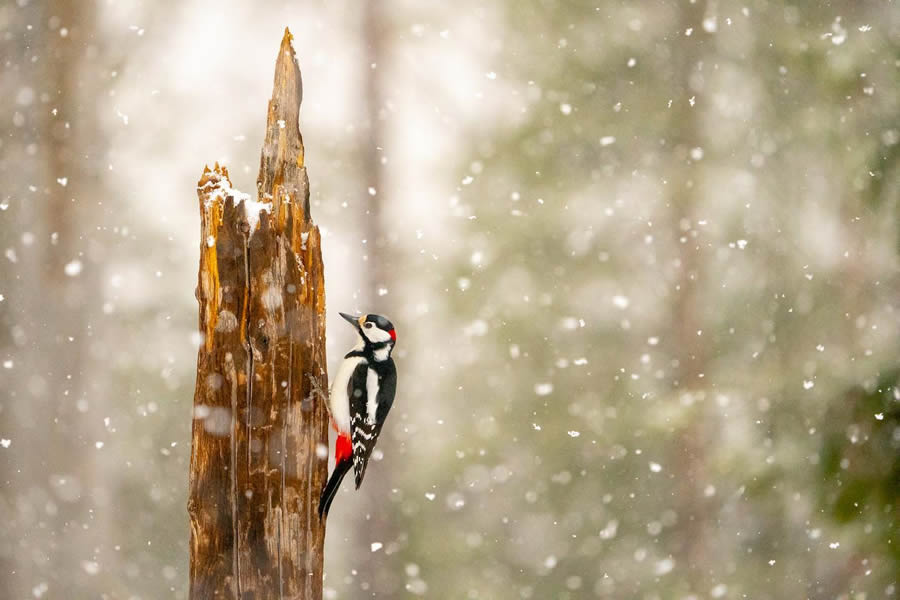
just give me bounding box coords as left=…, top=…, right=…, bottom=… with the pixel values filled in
left=188, top=28, right=328, bottom=600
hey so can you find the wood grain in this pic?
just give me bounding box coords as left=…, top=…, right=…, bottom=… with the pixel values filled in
left=188, top=28, right=328, bottom=600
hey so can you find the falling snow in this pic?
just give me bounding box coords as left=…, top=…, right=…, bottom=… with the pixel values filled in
left=1, top=4, right=896, bottom=599
left=534, top=383, right=553, bottom=396
left=65, top=258, right=82, bottom=277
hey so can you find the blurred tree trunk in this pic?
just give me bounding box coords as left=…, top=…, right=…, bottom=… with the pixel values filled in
left=349, top=3, right=404, bottom=595
left=363, top=0, right=388, bottom=301
left=188, top=30, right=329, bottom=600
left=667, top=1, right=712, bottom=593
left=0, top=1, right=107, bottom=596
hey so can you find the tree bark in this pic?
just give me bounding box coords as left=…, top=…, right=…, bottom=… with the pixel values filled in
left=188, top=29, right=328, bottom=600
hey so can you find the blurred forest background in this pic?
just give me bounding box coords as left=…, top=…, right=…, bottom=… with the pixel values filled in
left=1, top=0, right=899, bottom=598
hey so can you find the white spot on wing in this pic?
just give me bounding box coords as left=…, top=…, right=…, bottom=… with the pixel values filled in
left=366, top=368, right=379, bottom=424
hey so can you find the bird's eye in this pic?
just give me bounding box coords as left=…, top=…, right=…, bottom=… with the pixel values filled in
left=364, top=322, right=373, bottom=329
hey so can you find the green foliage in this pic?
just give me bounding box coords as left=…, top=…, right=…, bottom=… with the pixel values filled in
left=820, top=370, right=900, bottom=565
left=384, top=1, right=900, bottom=598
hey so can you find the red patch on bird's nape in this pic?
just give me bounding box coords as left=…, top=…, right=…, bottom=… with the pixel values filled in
left=335, top=433, right=352, bottom=463
left=389, top=329, right=397, bottom=342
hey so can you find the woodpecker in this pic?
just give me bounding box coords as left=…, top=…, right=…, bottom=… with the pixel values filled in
left=318, top=312, right=397, bottom=518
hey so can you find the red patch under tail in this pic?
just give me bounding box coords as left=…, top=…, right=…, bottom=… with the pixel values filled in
left=335, top=433, right=352, bottom=463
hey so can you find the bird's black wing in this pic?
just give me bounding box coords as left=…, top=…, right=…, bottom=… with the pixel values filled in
left=348, top=359, right=397, bottom=488
left=375, top=359, right=396, bottom=425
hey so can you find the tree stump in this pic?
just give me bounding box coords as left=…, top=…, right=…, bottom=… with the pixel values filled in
left=188, top=28, right=328, bottom=600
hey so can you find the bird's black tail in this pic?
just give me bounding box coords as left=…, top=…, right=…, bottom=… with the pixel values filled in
left=318, top=458, right=352, bottom=519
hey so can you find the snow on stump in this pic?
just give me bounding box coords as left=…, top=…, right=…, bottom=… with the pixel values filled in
left=188, top=28, right=329, bottom=600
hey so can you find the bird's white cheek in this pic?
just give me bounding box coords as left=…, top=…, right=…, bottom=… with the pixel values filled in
left=363, top=327, right=392, bottom=343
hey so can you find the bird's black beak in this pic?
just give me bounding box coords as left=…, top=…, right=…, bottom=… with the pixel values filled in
left=339, top=312, right=362, bottom=328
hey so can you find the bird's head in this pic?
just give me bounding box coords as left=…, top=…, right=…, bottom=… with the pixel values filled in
left=340, top=312, right=396, bottom=357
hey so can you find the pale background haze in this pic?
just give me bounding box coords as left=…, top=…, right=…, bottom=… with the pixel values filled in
left=1, top=1, right=898, bottom=598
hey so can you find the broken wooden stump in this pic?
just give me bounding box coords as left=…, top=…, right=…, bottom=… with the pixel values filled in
left=188, top=28, right=328, bottom=600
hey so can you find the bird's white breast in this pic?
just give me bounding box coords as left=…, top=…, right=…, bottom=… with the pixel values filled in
left=329, top=355, right=365, bottom=434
